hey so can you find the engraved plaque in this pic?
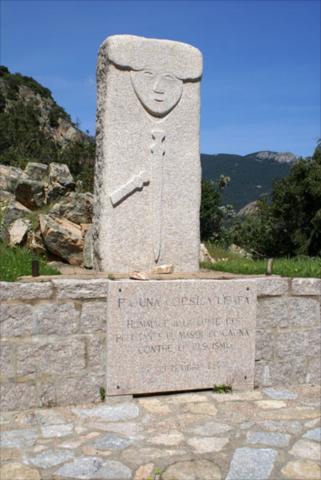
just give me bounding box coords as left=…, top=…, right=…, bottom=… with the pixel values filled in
left=106, top=280, right=257, bottom=395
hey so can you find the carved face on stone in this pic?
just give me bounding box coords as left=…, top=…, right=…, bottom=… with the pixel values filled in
left=131, top=69, right=183, bottom=118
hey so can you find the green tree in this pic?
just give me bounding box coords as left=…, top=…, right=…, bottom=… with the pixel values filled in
left=200, top=176, right=230, bottom=240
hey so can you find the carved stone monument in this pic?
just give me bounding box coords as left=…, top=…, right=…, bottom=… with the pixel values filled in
left=93, top=35, right=202, bottom=272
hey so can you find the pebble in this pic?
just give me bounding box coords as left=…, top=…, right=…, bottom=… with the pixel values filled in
left=226, top=447, right=277, bottom=480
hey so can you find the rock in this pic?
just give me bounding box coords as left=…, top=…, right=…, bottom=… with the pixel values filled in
left=229, top=243, right=252, bottom=258
left=226, top=447, right=277, bottom=480
left=49, top=162, right=75, bottom=188
left=7, top=217, right=31, bottom=246
left=0, top=164, right=27, bottom=193
left=28, top=449, right=74, bottom=468
left=134, top=464, right=155, bottom=480
left=238, top=201, right=259, bottom=216
left=162, top=459, right=222, bottom=480
left=0, top=463, right=40, bottom=480
left=39, top=214, right=84, bottom=265
left=303, top=427, right=321, bottom=442
left=129, top=271, right=149, bottom=280
left=24, top=162, right=48, bottom=181
left=83, top=225, right=94, bottom=269
left=55, top=457, right=132, bottom=479
left=41, top=424, right=74, bottom=438
left=0, top=200, right=31, bottom=241
left=199, top=243, right=215, bottom=263
left=152, top=264, right=174, bottom=274
left=26, top=230, right=47, bottom=255
left=91, top=433, right=132, bottom=450
left=289, top=439, right=321, bottom=461
left=281, top=460, right=321, bottom=480
left=71, top=403, right=140, bottom=421
left=46, top=163, right=75, bottom=203
left=50, top=192, right=93, bottom=224
left=263, top=387, right=298, bottom=400
left=246, top=431, right=290, bottom=447
left=149, top=432, right=184, bottom=446
left=187, top=436, right=229, bottom=453
left=189, top=421, right=232, bottom=436
left=0, top=190, right=15, bottom=203
left=15, top=177, right=45, bottom=209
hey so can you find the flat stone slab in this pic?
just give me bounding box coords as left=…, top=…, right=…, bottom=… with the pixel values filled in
left=106, top=279, right=256, bottom=395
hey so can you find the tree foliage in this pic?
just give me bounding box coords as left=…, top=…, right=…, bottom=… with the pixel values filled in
left=200, top=176, right=230, bottom=241
left=232, top=143, right=321, bottom=257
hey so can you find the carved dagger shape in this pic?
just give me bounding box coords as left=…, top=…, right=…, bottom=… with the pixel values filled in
left=109, top=170, right=149, bottom=206
left=150, top=129, right=165, bottom=263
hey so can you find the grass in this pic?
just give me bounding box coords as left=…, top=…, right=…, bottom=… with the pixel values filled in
left=0, top=241, right=60, bottom=281
left=202, top=242, right=321, bottom=278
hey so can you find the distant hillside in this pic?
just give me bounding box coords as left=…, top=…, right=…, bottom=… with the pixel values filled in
left=201, top=152, right=297, bottom=210
left=0, top=66, right=95, bottom=191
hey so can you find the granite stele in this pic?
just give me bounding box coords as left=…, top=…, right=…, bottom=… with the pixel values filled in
left=92, top=35, right=203, bottom=273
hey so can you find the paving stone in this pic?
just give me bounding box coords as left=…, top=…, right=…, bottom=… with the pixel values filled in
left=226, top=447, right=278, bottom=480
left=255, top=400, right=287, bottom=409
left=183, top=402, right=217, bottom=415
left=41, top=423, right=74, bottom=438
left=261, top=406, right=320, bottom=420
left=304, top=418, right=320, bottom=428
left=91, top=433, right=132, bottom=450
left=211, top=390, right=263, bottom=402
left=187, top=436, right=229, bottom=453
left=92, top=459, right=132, bottom=479
left=0, top=448, right=22, bottom=461
left=303, top=427, right=321, bottom=442
left=71, top=403, right=139, bottom=421
left=55, top=456, right=131, bottom=479
left=162, top=459, right=222, bottom=480
left=246, top=431, right=290, bottom=447
left=149, top=432, right=184, bottom=446
left=0, top=428, right=38, bottom=448
left=138, top=398, right=171, bottom=414
left=122, top=447, right=187, bottom=465
left=289, top=439, right=321, bottom=461
left=281, top=460, right=321, bottom=480
left=189, top=420, right=232, bottom=436
left=27, top=449, right=75, bottom=468
left=133, top=463, right=155, bottom=480
left=263, top=387, right=298, bottom=400
left=93, top=422, right=142, bottom=437
left=257, top=420, right=302, bottom=434
left=0, top=463, right=41, bottom=480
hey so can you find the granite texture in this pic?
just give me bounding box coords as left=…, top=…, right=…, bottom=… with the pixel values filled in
left=92, top=35, right=203, bottom=272
left=106, top=279, right=257, bottom=395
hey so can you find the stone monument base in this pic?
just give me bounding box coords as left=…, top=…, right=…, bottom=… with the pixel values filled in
left=106, top=279, right=257, bottom=396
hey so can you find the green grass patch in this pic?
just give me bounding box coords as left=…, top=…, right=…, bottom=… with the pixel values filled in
left=202, top=245, right=321, bottom=278
left=0, top=241, right=60, bottom=281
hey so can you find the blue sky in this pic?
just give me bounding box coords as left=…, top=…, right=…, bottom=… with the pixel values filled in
left=1, top=0, right=320, bottom=156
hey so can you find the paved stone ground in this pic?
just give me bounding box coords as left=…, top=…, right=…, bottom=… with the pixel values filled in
left=0, top=386, right=320, bottom=480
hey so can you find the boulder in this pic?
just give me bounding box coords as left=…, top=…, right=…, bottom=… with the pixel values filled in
left=39, top=214, right=84, bottom=265
left=47, top=163, right=75, bottom=204
left=238, top=201, right=259, bottom=216
left=0, top=165, right=28, bottom=193
left=229, top=243, right=252, bottom=258
left=26, top=230, right=47, bottom=256
left=24, top=162, right=49, bottom=181
left=0, top=190, right=15, bottom=204
left=50, top=192, right=93, bottom=224
left=199, top=243, right=215, bottom=263
left=7, top=218, right=31, bottom=246
left=48, top=163, right=75, bottom=188
left=83, top=225, right=93, bottom=269
left=0, top=200, right=31, bottom=241
left=15, top=178, right=46, bottom=210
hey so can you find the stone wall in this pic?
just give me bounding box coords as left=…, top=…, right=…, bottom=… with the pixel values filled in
left=1, top=277, right=320, bottom=411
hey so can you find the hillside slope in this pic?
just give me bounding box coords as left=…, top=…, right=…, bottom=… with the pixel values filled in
left=201, top=152, right=297, bottom=210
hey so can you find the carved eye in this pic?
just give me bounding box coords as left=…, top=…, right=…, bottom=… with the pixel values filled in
left=164, top=74, right=175, bottom=81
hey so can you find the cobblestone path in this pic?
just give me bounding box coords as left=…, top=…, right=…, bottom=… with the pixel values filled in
left=0, top=386, right=320, bottom=480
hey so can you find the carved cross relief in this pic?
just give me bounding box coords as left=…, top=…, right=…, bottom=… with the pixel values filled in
left=109, top=69, right=183, bottom=263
